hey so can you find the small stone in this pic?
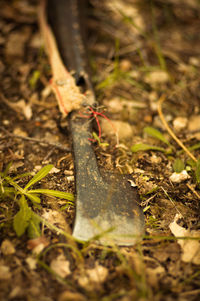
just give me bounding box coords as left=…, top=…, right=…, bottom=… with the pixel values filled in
left=173, top=117, right=188, bottom=131
left=26, top=257, right=37, bottom=270
left=100, top=119, right=133, bottom=140
left=189, top=57, right=200, bottom=66
left=150, top=154, right=162, bottom=164
left=50, top=254, right=71, bottom=278
left=1, top=239, right=15, bottom=255
left=169, top=170, right=190, bottom=183
left=2, top=119, right=10, bottom=125
left=119, top=59, right=132, bottom=71
left=145, top=70, right=169, bottom=86
left=48, top=167, right=60, bottom=174
left=188, top=115, right=200, bottom=131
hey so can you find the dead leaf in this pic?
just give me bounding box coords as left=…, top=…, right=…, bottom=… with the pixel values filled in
left=169, top=214, right=200, bottom=265
left=27, top=236, right=49, bottom=254
left=0, top=94, right=32, bottom=120
left=1, top=239, right=15, bottom=255
left=42, top=209, right=67, bottom=229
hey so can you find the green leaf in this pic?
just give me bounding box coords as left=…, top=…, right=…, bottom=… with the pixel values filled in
left=195, top=159, right=200, bottom=184
left=2, top=162, right=13, bottom=177
left=24, top=165, right=54, bottom=190
left=0, top=186, right=15, bottom=195
left=13, top=196, right=32, bottom=237
left=144, top=126, right=170, bottom=146
left=29, top=70, right=40, bottom=89
left=26, top=193, right=41, bottom=203
left=131, top=143, right=166, bottom=153
left=28, top=189, right=74, bottom=201
left=173, top=159, right=185, bottom=173
left=5, top=176, right=26, bottom=194
left=28, top=213, right=41, bottom=239
left=13, top=172, right=32, bottom=181
left=92, top=132, right=109, bottom=148
left=189, top=143, right=200, bottom=151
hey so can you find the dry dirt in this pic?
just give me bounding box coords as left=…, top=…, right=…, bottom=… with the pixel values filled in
left=0, top=1, right=200, bottom=300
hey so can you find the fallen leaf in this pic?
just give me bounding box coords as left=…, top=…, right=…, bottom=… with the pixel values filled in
left=27, top=236, right=49, bottom=253
left=42, top=209, right=67, bottom=229
left=169, top=214, right=200, bottom=265
left=1, top=239, right=15, bottom=255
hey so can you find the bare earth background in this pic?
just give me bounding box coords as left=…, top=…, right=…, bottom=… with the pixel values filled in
left=0, top=0, right=200, bottom=300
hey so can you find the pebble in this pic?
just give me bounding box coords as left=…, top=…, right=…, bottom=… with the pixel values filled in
left=188, top=115, right=200, bottom=131
left=144, top=70, right=170, bottom=86
left=173, top=117, right=188, bottom=131
left=169, top=170, right=190, bottom=183
left=119, top=59, right=132, bottom=71
left=100, top=119, right=133, bottom=140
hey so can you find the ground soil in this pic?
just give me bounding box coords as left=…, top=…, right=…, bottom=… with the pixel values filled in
left=0, top=1, right=200, bottom=300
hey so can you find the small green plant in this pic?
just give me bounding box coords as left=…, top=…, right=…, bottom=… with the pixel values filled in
left=0, top=164, right=74, bottom=238
left=29, top=70, right=41, bottom=89
left=92, top=132, right=109, bottom=148
left=195, top=159, right=200, bottom=186
left=173, top=158, right=185, bottom=173
left=131, top=126, right=173, bottom=154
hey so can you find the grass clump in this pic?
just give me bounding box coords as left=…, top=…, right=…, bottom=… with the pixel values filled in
left=0, top=164, right=74, bottom=238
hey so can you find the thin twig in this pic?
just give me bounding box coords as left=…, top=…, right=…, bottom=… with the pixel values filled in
left=157, top=94, right=197, bottom=162
left=0, top=127, right=70, bottom=152
left=186, top=183, right=200, bottom=200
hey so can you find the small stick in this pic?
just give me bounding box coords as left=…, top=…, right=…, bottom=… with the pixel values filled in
left=186, top=183, right=200, bottom=200
left=157, top=94, right=197, bottom=162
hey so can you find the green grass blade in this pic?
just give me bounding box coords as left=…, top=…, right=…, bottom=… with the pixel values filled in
left=195, top=159, right=200, bottom=184
left=12, top=172, right=32, bottom=180
left=131, top=143, right=166, bottom=153
left=5, top=176, right=26, bottom=194
left=26, top=193, right=41, bottom=203
left=144, top=126, right=170, bottom=146
left=24, top=165, right=54, bottom=190
left=28, top=189, right=74, bottom=201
